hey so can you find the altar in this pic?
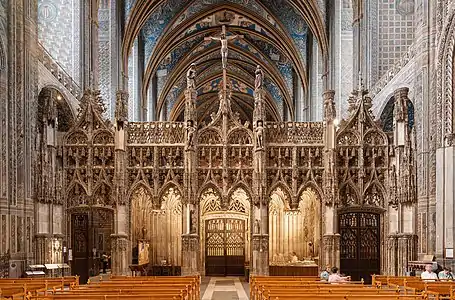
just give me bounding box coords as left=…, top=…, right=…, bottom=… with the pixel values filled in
left=269, top=265, right=318, bottom=276
left=269, top=260, right=319, bottom=276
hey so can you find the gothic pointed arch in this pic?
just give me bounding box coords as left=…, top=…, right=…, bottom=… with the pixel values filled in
left=66, top=181, right=89, bottom=208
left=199, top=185, right=222, bottom=215
left=127, top=181, right=154, bottom=206
left=156, top=181, right=183, bottom=207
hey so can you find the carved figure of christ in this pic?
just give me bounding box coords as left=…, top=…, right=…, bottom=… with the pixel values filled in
left=204, top=25, right=243, bottom=70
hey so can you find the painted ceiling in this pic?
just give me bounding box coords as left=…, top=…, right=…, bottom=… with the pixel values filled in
left=124, top=0, right=327, bottom=123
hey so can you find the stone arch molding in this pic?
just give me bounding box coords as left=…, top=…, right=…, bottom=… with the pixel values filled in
left=437, top=5, right=455, bottom=147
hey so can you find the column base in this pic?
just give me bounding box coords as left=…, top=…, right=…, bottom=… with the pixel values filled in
left=321, top=234, right=340, bottom=269
left=387, top=234, right=417, bottom=275
left=251, top=234, right=269, bottom=275
left=182, top=234, right=200, bottom=275
left=111, top=234, right=129, bottom=275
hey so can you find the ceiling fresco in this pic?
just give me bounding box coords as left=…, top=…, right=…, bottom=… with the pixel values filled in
left=124, top=0, right=324, bottom=121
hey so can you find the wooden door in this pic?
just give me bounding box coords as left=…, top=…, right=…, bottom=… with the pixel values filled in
left=339, top=212, right=380, bottom=283
left=71, top=213, right=89, bottom=283
left=205, top=218, right=245, bottom=276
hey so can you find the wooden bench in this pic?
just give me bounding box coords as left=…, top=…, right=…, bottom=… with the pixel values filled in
left=27, top=275, right=200, bottom=300
left=250, top=275, right=426, bottom=300
left=0, top=277, right=79, bottom=299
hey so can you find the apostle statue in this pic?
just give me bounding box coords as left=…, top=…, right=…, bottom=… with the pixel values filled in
left=394, top=96, right=406, bottom=121
left=255, top=120, right=264, bottom=150
left=255, top=65, right=264, bottom=90
left=186, top=63, right=197, bottom=90
left=185, top=120, right=196, bottom=150
left=254, top=219, right=260, bottom=234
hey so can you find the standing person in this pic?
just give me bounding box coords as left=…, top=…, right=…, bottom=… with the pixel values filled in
left=320, top=265, right=331, bottom=281
left=102, top=253, right=108, bottom=274
left=421, top=263, right=438, bottom=281
left=328, top=267, right=351, bottom=283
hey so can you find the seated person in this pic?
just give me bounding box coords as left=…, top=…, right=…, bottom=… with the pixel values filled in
left=290, top=252, right=299, bottom=263
left=320, top=265, right=331, bottom=281
left=438, top=267, right=453, bottom=280
left=328, top=267, right=350, bottom=283
left=421, top=263, right=438, bottom=281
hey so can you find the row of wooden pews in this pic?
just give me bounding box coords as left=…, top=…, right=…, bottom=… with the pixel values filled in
left=0, top=276, right=79, bottom=299
left=373, top=275, right=455, bottom=299
left=250, top=275, right=427, bottom=300
left=24, top=275, right=200, bottom=300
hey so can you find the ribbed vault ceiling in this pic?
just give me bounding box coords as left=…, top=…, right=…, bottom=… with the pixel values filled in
left=123, top=0, right=327, bottom=122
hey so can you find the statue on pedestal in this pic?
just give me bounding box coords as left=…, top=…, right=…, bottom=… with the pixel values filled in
left=186, top=63, right=197, bottom=90
left=255, top=120, right=264, bottom=150
left=255, top=65, right=264, bottom=90
left=254, top=219, right=260, bottom=234
left=185, top=120, right=196, bottom=150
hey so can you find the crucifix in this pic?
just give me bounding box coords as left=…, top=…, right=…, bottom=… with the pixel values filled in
left=205, top=25, right=243, bottom=90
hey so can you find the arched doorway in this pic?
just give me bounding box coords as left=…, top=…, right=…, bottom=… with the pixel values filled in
left=130, top=185, right=182, bottom=268
left=200, top=187, right=250, bottom=276
left=269, top=186, right=320, bottom=264
left=339, top=211, right=380, bottom=283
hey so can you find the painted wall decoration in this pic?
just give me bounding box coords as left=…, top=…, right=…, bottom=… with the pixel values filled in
left=38, top=0, right=80, bottom=83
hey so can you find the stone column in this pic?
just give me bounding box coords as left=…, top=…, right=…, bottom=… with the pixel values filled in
left=81, top=0, right=100, bottom=89
left=251, top=87, right=269, bottom=275
left=397, top=234, right=417, bottom=276
left=182, top=79, right=200, bottom=275
left=321, top=90, right=339, bottom=269
left=387, top=235, right=398, bottom=275
left=436, top=143, right=455, bottom=265
left=391, top=87, right=418, bottom=272
left=111, top=91, right=130, bottom=275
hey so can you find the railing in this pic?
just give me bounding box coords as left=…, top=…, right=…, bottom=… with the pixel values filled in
left=265, top=122, right=325, bottom=144
left=38, top=42, right=81, bottom=99
left=128, top=122, right=185, bottom=144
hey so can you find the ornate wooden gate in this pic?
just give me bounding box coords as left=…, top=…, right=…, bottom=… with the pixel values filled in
left=71, top=213, right=89, bottom=283
left=205, top=218, right=245, bottom=276
left=339, top=212, right=380, bottom=283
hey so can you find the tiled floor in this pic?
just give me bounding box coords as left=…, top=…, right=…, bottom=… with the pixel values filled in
left=88, top=274, right=250, bottom=299
left=201, top=277, right=249, bottom=300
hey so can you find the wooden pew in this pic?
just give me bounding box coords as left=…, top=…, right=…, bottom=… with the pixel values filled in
left=251, top=275, right=426, bottom=300
left=0, top=277, right=79, bottom=299
left=27, top=275, right=200, bottom=300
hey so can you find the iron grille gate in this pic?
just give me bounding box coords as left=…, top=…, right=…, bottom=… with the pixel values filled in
left=205, top=218, right=245, bottom=276
left=339, top=212, right=380, bottom=283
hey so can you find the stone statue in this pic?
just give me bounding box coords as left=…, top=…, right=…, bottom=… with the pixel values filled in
left=185, top=120, right=196, bottom=150
left=189, top=209, right=197, bottom=234
left=255, top=65, right=264, bottom=90
left=394, top=95, right=406, bottom=121
left=254, top=219, right=260, bottom=234
left=186, top=63, right=197, bottom=90
left=255, top=120, right=264, bottom=150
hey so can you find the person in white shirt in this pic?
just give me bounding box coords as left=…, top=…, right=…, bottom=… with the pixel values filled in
left=421, top=263, right=438, bottom=281
left=328, top=267, right=351, bottom=283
